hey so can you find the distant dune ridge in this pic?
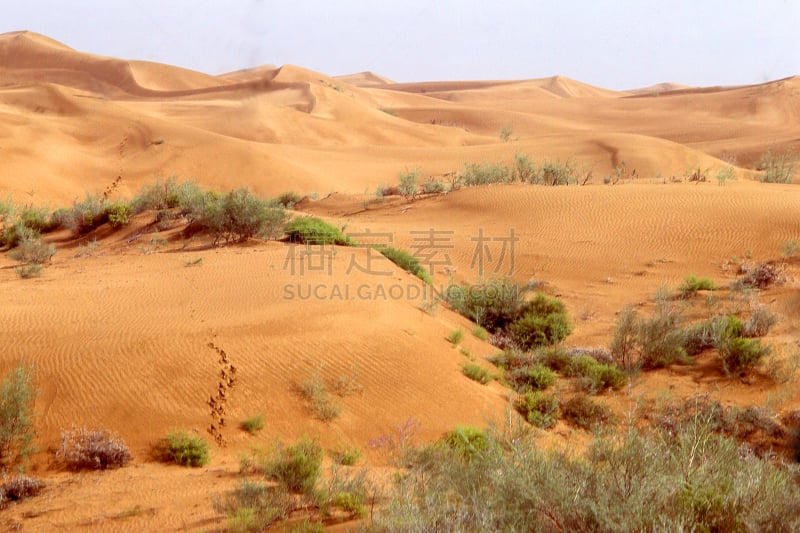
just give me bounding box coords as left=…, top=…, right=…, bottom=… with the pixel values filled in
left=1, top=31, right=799, bottom=531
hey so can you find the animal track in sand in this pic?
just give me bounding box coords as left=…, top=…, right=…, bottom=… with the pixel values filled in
left=206, top=341, right=238, bottom=447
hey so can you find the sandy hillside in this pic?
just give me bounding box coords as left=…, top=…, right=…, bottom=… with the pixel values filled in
left=1, top=31, right=799, bottom=531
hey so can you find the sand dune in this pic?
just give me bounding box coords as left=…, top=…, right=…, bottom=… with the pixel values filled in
left=1, top=31, right=799, bottom=531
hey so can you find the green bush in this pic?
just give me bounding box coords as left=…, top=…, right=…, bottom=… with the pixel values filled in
left=154, top=431, right=209, bottom=467
left=265, top=436, right=323, bottom=494
left=213, top=480, right=293, bottom=532
left=329, top=443, right=363, bottom=466
left=15, top=264, right=43, bottom=279
left=19, top=206, right=56, bottom=233
left=680, top=274, right=717, bottom=297
left=610, top=306, right=641, bottom=372
left=277, top=191, right=302, bottom=208
left=562, top=394, right=613, bottom=430
left=447, top=328, right=464, bottom=345
left=533, top=346, right=572, bottom=373
left=376, top=246, right=432, bottom=284
left=565, top=356, right=626, bottom=393
left=460, top=161, right=512, bottom=186
left=443, top=426, right=489, bottom=462
left=758, top=147, right=797, bottom=183
left=106, top=201, right=132, bottom=228
left=0, top=364, right=37, bottom=467
left=638, top=304, right=688, bottom=368
left=510, top=363, right=557, bottom=392
left=718, top=336, right=770, bottom=376
left=682, top=319, right=718, bottom=356
left=445, top=278, right=534, bottom=330
left=462, top=363, right=492, bottom=385
left=472, top=326, right=489, bottom=341
left=508, top=293, right=572, bottom=349
left=240, top=415, right=265, bottom=436
left=69, top=192, right=108, bottom=235
left=9, top=236, right=55, bottom=265
left=515, top=391, right=559, bottom=429
left=132, top=177, right=183, bottom=212
left=285, top=216, right=355, bottom=246
left=398, top=168, right=419, bottom=200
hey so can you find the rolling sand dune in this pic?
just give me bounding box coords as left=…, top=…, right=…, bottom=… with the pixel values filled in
left=1, top=31, right=799, bottom=530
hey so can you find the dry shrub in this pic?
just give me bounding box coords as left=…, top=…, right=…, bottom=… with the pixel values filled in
left=0, top=475, right=44, bottom=509
left=57, top=426, right=132, bottom=470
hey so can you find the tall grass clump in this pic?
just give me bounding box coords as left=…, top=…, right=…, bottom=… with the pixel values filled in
left=460, top=161, right=512, bottom=186
left=0, top=364, right=37, bottom=467
left=398, top=167, right=419, bottom=200
left=679, top=274, right=717, bottom=297
left=461, top=363, right=492, bottom=385
left=758, top=147, right=797, bottom=183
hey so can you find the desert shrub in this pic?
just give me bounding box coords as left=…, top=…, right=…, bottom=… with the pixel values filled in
left=610, top=306, right=640, bottom=372
left=716, top=165, right=735, bottom=185
left=638, top=303, right=688, bottom=368
left=447, top=328, right=464, bottom=345
left=56, top=426, right=132, bottom=470
left=264, top=436, right=323, bottom=494
left=9, top=235, right=55, bottom=265
left=285, top=216, right=355, bottom=246
left=509, top=363, right=557, bottom=392
left=472, top=326, right=489, bottom=341
left=462, top=363, right=492, bottom=385
left=742, top=306, right=778, bottom=337
left=376, top=246, right=432, bottom=284
left=783, top=239, right=800, bottom=258
left=758, top=147, right=797, bottom=183
left=445, top=278, right=531, bottom=330
left=15, top=264, right=43, bottom=279
left=213, top=480, right=294, bottom=532
left=717, top=336, right=771, bottom=376
left=19, top=206, right=56, bottom=233
left=443, top=426, right=489, bottom=462
left=132, top=177, right=182, bottom=212
left=513, top=152, right=537, bottom=183
left=223, top=188, right=286, bottom=243
left=736, top=262, right=785, bottom=290
left=106, top=201, right=132, bottom=228
left=536, top=158, right=578, bottom=186
left=398, top=168, right=419, bottom=200
left=508, top=293, right=572, bottom=349
left=515, top=391, right=559, bottom=429
left=240, top=415, right=265, bottom=436
left=299, top=373, right=341, bottom=421
left=276, top=191, right=302, bottom=208
left=679, top=274, right=717, bottom=297
left=68, top=192, right=108, bottom=235
left=0, top=364, right=36, bottom=467
left=565, top=355, right=627, bottom=393
left=0, top=475, right=44, bottom=509
left=154, top=431, right=209, bottom=467
left=460, top=161, right=512, bottom=186
left=562, top=394, right=613, bottom=430
left=420, top=178, right=445, bottom=194
left=329, top=443, right=363, bottom=466
left=533, top=346, right=572, bottom=373
left=682, top=318, right=718, bottom=356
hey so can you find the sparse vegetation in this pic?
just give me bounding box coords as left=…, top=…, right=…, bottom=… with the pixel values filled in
left=758, top=146, right=797, bottom=183
left=514, top=391, right=559, bottom=428
left=679, top=274, right=717, bottom=297
left=462, top=362, right=492, bottom=385
left=447, top=328, right=464, bottom=345
left=376, top=246, right=432, bottom=284
left=716, top=165, right=735, bottom=185
left=240, top=415, right=265, bottom=436
left=263, top=436, right=323, bottom=495
left=299, top=372, right=341, bottom=421
left=0, top=475, right=44, bottom=509
left=329, top=443, right=363, bottom=466
left=443, top=426, right=489, bottom=461
left=0, top=364, right=37, bottom=467
left=562, top=393, right=613, bottom=430
left=276, top=191, right=302, bottom=208
left=398, top=167, right=419, bottom=200
left=154, top=431, right=209, bottom=467
left=285, top=216, right=356, bottom=246
left=472, top=326, right=489, bottom=341
left=56, top=426, right=132, bottom=470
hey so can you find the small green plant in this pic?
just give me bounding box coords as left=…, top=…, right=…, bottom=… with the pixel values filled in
left=0, top=364, right=37, bottom=467
left=447, top=328, right=464, bottom=345
left=758, top=147, right=797, bottom=183
left=783, top=239, right=799, bottom=258
left=500, top=123, right=515, bottom=142
left=680, top=274, right=717, bottom=297
left=285, top=216, right=356, bottom=246
left=376, top=246, right=432, bottom=284
left=398, top=167, right=419, bottom=200
left=14, top=264, right=43, bottom=279
left=508, top=293, right=572, bottom=349
left=514, top=391, right=559, bottom=429
left=265, top=436, right=323, bottom=494
left=329, top=443, right=363, bottom=466
left=299, top=373, right=341, bottom=421
left=443, top=426, right=489, bottom=461
left=472, top=326, right=489, bottom=341
left=462, top=363, right=492, bottom=385
left=565, top=356, right=627, bottom=394
left=561, top=394, right=613, bottom=430
left=106, top=201, right=132, bottom=228
left=420, top=177, right=445, bottom=194
left=154, top=431, right=209, bottom=467
left=715, top=165, right=735, bottom=185
left=510, top=363, right=557, bottom=392
left=240, top=415, right=265, bottom=436
left=10, top=235, right=55, bottom=265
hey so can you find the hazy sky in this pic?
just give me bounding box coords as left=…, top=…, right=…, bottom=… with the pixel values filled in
left=4, top=0, right=799, bottom=89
